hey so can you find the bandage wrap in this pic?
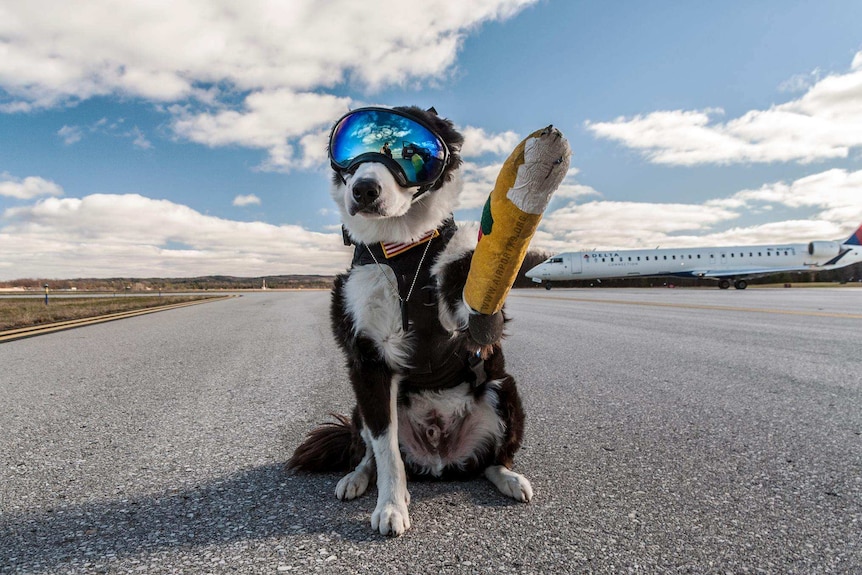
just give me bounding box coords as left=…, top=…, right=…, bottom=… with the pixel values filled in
left=464, top=126, right=571, bottom=316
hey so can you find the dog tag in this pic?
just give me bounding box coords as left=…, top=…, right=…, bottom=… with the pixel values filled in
left=401, top=301, right=409, bottom=332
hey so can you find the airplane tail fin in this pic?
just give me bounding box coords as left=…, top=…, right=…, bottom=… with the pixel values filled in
left=845, top=223, right=862, bottom=246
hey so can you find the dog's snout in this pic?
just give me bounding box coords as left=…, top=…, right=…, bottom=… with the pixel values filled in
left=352, top=178, right=381, bottom=207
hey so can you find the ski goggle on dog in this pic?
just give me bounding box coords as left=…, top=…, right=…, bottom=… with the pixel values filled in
left=328, top=107, right=450, bottom=191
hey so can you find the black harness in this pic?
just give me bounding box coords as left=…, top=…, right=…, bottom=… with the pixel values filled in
left=348, top=218, right=458, bottom=325
left=345, top=218, right=479, bottom=389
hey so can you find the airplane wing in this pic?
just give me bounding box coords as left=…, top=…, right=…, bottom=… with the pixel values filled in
left=685, top=266, right=816, bottom=279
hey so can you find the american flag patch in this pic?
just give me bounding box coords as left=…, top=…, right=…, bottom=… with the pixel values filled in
left=380, top=229, right=439, bottom=259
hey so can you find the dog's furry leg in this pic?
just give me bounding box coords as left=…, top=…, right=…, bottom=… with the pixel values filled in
left=335, top=427, right=375, bottom=500
left=368, top=374, right=410, bottom=536
left=349, top=338, right=410, bottom=536
left=482, top=353, right=532, bottom=502
left=485, top=465, right=533, bottom=502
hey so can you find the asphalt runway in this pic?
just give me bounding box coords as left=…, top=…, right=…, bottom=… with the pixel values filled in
left=1, top=288, right=860, bottom=574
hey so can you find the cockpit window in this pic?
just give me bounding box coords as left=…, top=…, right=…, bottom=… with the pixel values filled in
left=548, top=257, right=564, bottom=263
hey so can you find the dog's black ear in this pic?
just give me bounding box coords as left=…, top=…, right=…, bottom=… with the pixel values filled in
left=426, top=106, right=438, bottom=115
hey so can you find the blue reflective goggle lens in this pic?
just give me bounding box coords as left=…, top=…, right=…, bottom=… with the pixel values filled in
left=329, top=108, right=448, bottom=187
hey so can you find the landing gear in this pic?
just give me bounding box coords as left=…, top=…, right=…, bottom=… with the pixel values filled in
left=544, top=281, right=552, bottom=291
left=734, top=280, right=748, bottom=290
left=718, top=279, right=731, bottom=290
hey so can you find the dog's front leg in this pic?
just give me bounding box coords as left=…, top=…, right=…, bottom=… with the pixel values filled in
left=368, top=378, right=411, bottom=536
left=350, top=338, right=410, bottom=536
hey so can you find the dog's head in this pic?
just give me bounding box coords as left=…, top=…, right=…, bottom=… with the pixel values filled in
left=328, top=106, right=464, bottom=244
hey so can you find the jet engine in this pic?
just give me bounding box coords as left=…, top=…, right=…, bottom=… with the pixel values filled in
left=808, top=241, right=841, bottom=257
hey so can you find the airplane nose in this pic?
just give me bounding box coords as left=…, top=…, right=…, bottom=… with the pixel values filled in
left=351, top=178, right=381, bottom=207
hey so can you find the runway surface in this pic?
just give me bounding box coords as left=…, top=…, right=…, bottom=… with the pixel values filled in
left=1, top=288, right=860, bottom=573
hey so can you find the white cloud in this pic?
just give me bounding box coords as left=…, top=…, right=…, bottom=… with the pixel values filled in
left=533, top=168, right=862, bottom=254
left=56, top=118, right=152, bottom=149
left=170, top=91, right=351, bottom=171
left=0, top=193, right=349, bottom=279
left=4, top=165, right=858, bottom=279
left=295, top=130, right=331, bottom=171
left=233, top=194, right=261, bottom=207
left=458, top=161, right=504, bottom=210
left=778, top=68, right=821, bottom=94
left=586, top=50, right=862, bottom=166
left=539, top=200, right=739, bottom=250
left=57, top=125, right=84, bottom=145
left=458, top=163, right=598, bottom=211
left=0, top=0, right=538, bottom=168
left=554, top=168, right=601, bottom=201
left=729, top=168, right=862, bottom=225
left=129, top=126, right=152, bottom=150
left=171, top=91, right=349, bottom=148
left=460, top=126, right=521, bottom=158
left=0, top=173, right=63, bottom=200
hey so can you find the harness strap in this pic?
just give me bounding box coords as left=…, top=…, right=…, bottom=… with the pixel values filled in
left=349, top=218, right=478, bottom=386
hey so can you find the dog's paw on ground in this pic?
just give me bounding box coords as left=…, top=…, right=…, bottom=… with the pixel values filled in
left=485, top=465, right=534, bottom=503
left=371, top=501, right=411, bottom=536
left=335, top=468, right=372, bottom=500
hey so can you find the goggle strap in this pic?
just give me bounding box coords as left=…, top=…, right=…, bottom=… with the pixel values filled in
left=333, top=165, right=348, bottom=185
left=411, top=186, right=433, bottom=202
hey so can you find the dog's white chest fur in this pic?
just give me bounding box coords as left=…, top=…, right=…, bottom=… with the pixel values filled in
left=343, top=264, right=412, bottom=369
left=341, top=226, right=477, bottom=369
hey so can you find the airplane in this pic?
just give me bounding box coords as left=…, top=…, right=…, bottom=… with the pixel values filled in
left=525, top=222, right=862, bottom=290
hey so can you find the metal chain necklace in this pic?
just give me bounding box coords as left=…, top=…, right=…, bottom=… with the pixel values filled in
left=368, top=236, right=434, bottom=332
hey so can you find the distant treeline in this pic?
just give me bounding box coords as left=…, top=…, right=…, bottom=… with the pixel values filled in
left=3, top=257, right=859, bottom=292
left=1, top=275, right=336, bottom=291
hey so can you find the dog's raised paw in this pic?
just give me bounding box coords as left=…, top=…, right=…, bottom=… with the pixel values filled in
left=371, top=501, right=411, bottom=536
left=335, top=468, right=372, bottom=500
left=506, top=127, right=571, bottom=215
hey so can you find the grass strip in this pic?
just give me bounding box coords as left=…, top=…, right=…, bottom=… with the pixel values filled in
left=0, top=295, right=221, bottom=331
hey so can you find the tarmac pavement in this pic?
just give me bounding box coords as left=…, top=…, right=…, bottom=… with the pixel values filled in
left=1, top=289, right=860, bottom=574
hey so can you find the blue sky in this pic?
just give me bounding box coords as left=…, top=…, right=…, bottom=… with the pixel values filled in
left=1, top=0, right=861, bottom=279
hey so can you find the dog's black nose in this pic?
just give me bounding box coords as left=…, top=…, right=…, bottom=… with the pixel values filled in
left=352, top=178, right=381, bottom=207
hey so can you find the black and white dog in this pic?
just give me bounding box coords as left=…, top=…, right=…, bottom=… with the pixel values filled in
left=288, top=106, right=534, bottom=536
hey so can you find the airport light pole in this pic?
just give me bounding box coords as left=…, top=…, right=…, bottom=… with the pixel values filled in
left=44, top=284, right=49, bottom=305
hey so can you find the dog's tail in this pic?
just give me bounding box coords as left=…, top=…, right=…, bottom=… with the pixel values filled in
left=287, top=413, right=363, bottom=473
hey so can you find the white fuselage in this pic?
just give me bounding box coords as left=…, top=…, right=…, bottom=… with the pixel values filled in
left=525, top=240, right=862, bottom=284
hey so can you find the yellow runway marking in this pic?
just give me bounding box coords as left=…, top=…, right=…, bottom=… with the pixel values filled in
left=510, top=293, right=862, bottom=320
left=0, top=296, right=236, bottom=343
